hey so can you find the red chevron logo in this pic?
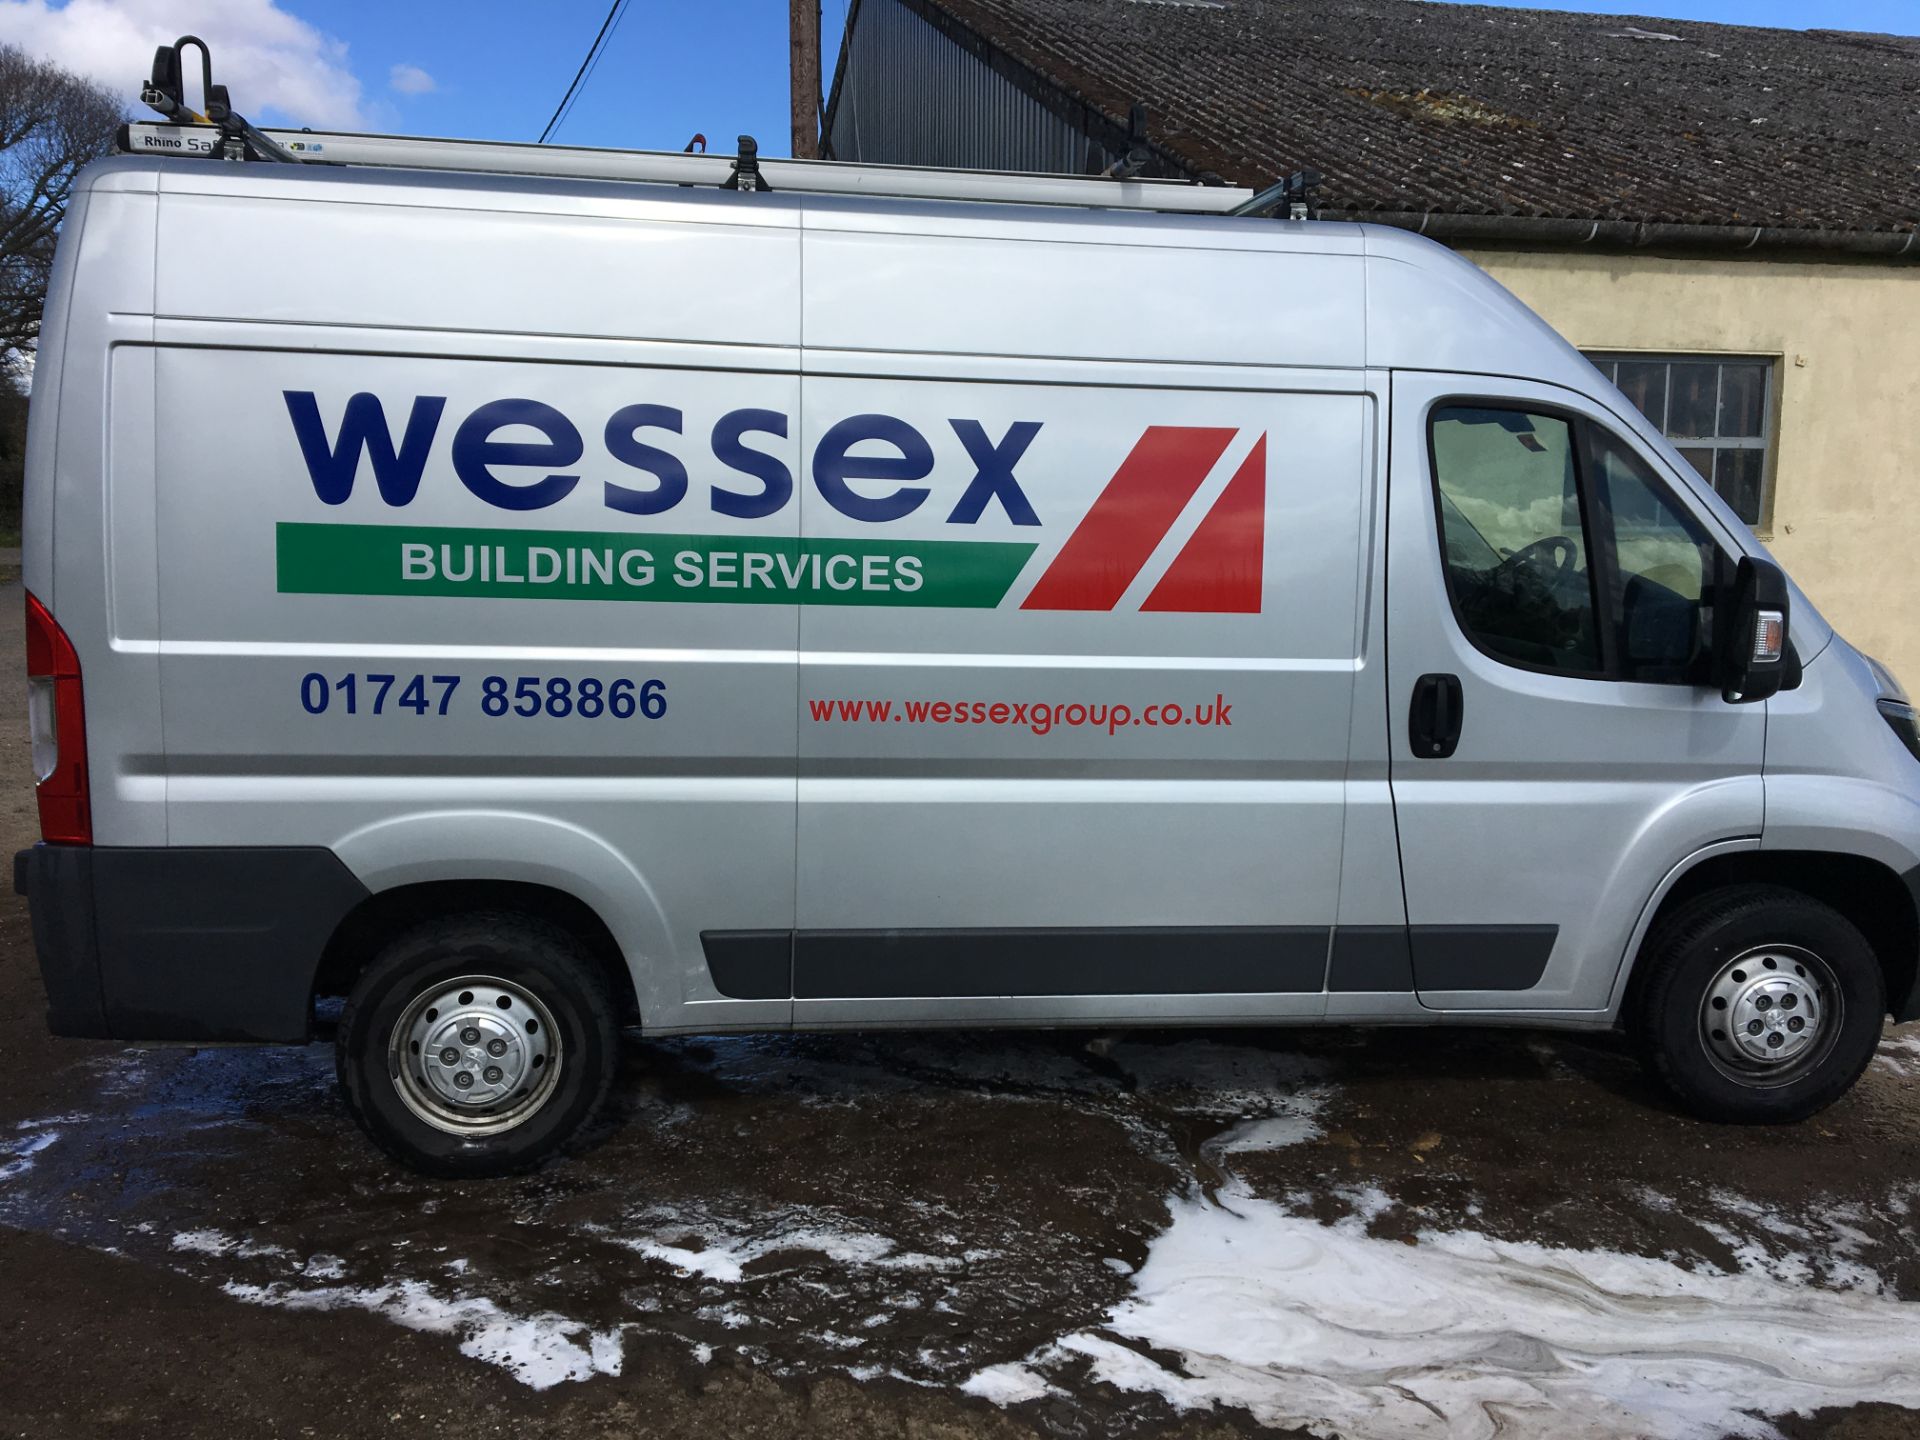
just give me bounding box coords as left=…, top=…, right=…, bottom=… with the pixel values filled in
left=1021, top=427, right=1265, bottom=613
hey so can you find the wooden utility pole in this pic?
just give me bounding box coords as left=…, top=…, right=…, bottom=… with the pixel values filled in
left=790, top=0, right=821, bottom=159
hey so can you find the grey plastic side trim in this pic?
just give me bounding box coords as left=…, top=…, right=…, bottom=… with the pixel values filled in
left=1410, top=925, right=1558, bottom=992
left=785, top=926, right=1330, bottom=999
left=701, top=930, right=793, bottom=1001
left=1328, top=925, right=1415, bottom=992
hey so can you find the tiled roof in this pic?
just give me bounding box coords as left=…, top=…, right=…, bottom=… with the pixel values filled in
left=912, top=0, right=1920, bottom=234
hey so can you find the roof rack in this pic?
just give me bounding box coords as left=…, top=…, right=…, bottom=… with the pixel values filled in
left=117, top=121, right=1253, bottom=215
left=119, top=34, right=1251, bottom=217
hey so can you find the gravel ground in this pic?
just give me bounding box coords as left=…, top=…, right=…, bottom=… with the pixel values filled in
left=0, top=579, right=1915, bottom=1439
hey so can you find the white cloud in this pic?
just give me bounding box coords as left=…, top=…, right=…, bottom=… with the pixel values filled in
left=0, top=0, right=367, bottom=128
left=387, top=62, right=433, bottom=96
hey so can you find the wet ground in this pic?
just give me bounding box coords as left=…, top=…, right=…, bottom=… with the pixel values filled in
left=0, top=582, right=1917, bottom=1438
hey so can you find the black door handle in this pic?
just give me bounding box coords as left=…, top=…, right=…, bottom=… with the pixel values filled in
left=1409, top=673, right=1464, bottom=759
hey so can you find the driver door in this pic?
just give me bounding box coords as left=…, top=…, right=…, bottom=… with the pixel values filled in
left=1385, top=373, right=1765, bottom=1013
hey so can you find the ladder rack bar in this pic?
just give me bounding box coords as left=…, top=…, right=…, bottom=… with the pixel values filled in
left=118, top=123, right=1253, bottom=215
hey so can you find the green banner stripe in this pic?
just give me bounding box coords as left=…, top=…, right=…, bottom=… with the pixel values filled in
left=276, top=522, right=1036, bottom=609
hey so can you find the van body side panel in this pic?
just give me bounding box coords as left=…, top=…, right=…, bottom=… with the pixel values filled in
left=152, top=173, right=800, bottom=350
left=142, top=179, right=807, bottom=1032
left=1760, top=640, right=1920, bottom=870
left=49, top=178, right=166, bottom=850
left=801, top=204, right=1366, bottom=369
left=149, top=345, right=802, bottom=1029
left=792, top=197, right=1372, bottom=1020
left=790, top=379, right=1365, bottom=1017
left=20, top=174, right=94, bottom=610
left=1361, top=244, right=1596, bottom=395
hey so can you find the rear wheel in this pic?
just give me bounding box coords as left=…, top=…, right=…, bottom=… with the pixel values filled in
left=1632, top=884, right=1885, bottom=1123
left=337, top=913, right=621, bottom=1177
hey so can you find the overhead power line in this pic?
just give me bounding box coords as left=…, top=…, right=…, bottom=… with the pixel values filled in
left=539, top=0, right=633, bottom=144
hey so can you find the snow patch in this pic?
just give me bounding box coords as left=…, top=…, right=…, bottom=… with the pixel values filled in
left=169, top=1229, right=293, bottom=1262
left=1206, top=1112, right=1322, bottom=1155
left=1875, top=1034, right=1920, bottom=1075
left=0, top=1130, right=59, bottom=1182
left=1696, top=1190, right=1885, bottom=1294
left=962, top=1360, right=1057, bottom=1405
left=220, top=1277, right=622, bottom=1390
left=599, top=1215, right=959, bottom=1284
left=1002, top=1185, right=1920, bottom=1440
left=620, top=1234, right=745, bottom=1282
left=170, top=1229, right=237, bottom=1256
left=14, top=1113, right=89, bottom=1129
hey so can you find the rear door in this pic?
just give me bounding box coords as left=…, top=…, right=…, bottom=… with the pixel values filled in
left=1386, top=372, right=1765, bottom=1012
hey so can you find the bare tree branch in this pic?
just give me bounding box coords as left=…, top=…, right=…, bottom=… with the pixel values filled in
left=0, top=43, right=124, bottom=360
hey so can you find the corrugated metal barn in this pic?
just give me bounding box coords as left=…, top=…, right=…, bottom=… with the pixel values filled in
left=825, top=0, right=1189, bottom=178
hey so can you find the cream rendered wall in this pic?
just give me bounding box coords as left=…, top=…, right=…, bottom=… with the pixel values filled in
left=1459, top=247, right=1920, bottom=682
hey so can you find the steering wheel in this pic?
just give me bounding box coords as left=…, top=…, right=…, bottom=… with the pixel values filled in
left=1500, top=534, right=1578, bottom=579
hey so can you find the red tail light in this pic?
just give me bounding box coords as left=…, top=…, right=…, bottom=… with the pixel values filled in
left=25, top=591, right=89, bottom=845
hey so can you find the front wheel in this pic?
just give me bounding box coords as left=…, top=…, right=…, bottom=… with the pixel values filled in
left=337, top=914, right=621, bottom=1177
left=1632, top=884, right=1885, bottom=1123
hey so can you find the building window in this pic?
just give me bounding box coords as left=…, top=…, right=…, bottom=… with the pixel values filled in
left=1584, top=354, right=1775, bottom=529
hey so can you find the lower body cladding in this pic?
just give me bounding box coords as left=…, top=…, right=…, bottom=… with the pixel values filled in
left=14, top=842, right=1564, bottom=1045
left=700, top=926, right=1560, bottom=1001
left=14, top=844, right=369, bottom=1042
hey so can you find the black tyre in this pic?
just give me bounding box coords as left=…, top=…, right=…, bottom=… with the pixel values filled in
left=337, top=913, right=621, bottom=1177
left=1632, top=884, right=1885, bottom=1124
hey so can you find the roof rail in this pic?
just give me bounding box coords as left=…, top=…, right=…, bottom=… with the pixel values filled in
left=115, top=122, right=1254, bottom=215
left=120, top=34, right=1253, bottom=216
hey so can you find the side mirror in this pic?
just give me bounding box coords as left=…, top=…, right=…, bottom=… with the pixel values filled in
left=1716, top=556, right=1790, bottom=703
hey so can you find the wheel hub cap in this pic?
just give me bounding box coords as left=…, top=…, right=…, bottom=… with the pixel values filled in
left=1700, top=946, right=1836, bottom=1084
left=389, top=976, right=562, bottom=1136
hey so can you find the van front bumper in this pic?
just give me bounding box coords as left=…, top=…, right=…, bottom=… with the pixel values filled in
left=12, top=844, right=369, bottom=1043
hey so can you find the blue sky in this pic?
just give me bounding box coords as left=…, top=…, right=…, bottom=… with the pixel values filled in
left=3, top=0, right=1914, bottom=154
left=298, top=0, right=856, bottom=150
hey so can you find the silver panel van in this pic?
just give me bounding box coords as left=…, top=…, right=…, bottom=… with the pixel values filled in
left=16, top=124, right=1920, bottom=1175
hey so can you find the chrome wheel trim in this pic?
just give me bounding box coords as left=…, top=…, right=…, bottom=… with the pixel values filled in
left=1698, top=944, right=1840, bottom=1088
left=387, top=974, right=563, bottom=1136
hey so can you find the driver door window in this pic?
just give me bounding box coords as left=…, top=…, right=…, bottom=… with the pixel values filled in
left=1430, top=406, right=1602, bottom=674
